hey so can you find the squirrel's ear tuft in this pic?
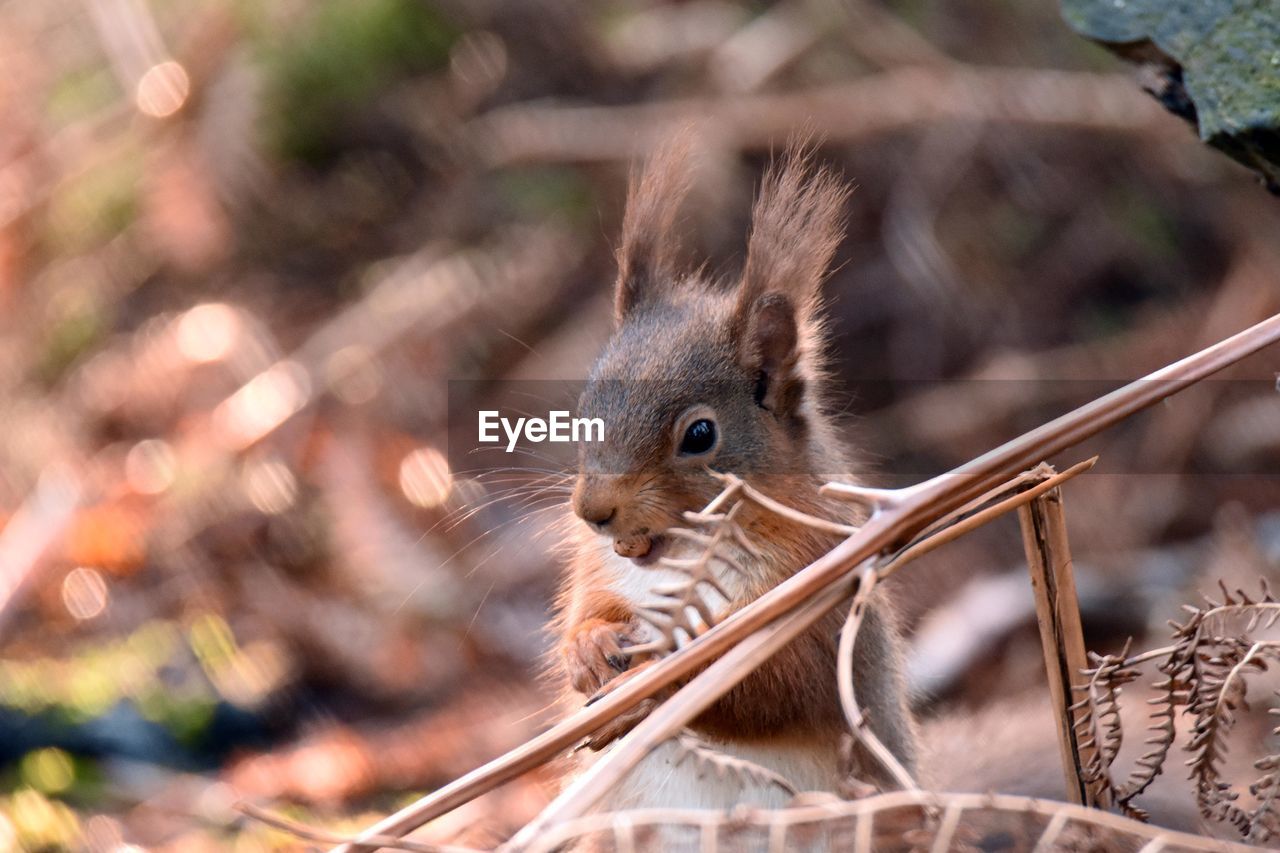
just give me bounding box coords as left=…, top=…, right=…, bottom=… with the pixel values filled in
left=737, top=139, right=850, bottom=326
left=614, top=133, right=696, bottom=324
left=733, top=140, right=849, bottom=414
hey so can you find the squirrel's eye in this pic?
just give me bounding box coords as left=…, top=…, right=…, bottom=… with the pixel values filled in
left=679, top=418, right=717, bottom=455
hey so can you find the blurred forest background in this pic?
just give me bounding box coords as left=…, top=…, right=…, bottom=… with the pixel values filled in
left=0, top=0, right=1278, bottom=849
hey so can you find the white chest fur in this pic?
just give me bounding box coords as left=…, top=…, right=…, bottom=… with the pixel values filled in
left=579, top=733, right=839, bottom=812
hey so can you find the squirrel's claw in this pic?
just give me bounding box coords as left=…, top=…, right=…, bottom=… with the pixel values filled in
left=582, top=698, right=657, bottom=750
left=561, top=618, right=641, bottom=695
left=581, top=660, right=670, bottom=749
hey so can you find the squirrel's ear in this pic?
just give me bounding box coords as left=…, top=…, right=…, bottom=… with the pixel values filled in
left=734, top=140, right=848, bottom=414
left=737, top=140, right=849, bottom=329
left=614, top=133, right=696, bottom=324
left=738, top=291, right=803, bottom=413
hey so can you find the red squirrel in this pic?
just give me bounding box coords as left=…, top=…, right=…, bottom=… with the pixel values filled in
left=553, top=137, right=918, bottom=810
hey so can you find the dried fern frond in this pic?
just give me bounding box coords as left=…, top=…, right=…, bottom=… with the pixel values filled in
left=628, top=500, right=753, bottom=657
left=836, top=563, right=919, bottom=793
left=1113, top=640, right=1187, bottom=816
left=1068, top=580, right=1280, bottom=837
left=1169, top=582, right=1280, bottom=841
left=1247, top=705, right=1280, bottom=844
left=671, top=730, right=798, bottom=797
left=1070, top=642, right=1142, bottom=814
left=631, top=469, right=864, bottom=659
left=1185, top=637, right=1278, bottom=839
left=527, top=790, right=1256, bottom=853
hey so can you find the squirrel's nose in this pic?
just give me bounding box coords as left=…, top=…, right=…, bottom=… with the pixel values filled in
left=580, top=504, right=616, bottom=528
left=573, top=473, right=622, bottom=528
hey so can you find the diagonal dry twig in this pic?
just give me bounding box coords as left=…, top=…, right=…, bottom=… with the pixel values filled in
left=508, top=462, right=1104, bottom=845
left=0, top=467, right=83, bottom=639
left=335, top=312, right=1280, bottom=853
left=236, top=802, right=481, bottom=853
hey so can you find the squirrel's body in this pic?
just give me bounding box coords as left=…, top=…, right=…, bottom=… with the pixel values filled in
left=569, top=531, right=839, bottom=811
left=564, top=522, right=910, bottom=812
left=553, top=137, right=918, bottom=821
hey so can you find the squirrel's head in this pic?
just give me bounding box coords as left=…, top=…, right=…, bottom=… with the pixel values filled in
left=572, top=137, right=852, bottom=563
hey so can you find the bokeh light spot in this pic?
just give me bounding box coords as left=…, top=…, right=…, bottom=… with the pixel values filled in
left=10, top=787, right=80, bottom=848
left=176, top=303, right=240, bottom=363
left=215, top=361, right=311, bottom=449
left=399, top=447, right=453, bottom=509
left=135, top=60, right=190, bottom=118
left=20, top=749, right=75, bottom=794
left=124, top=439, right=177, bottom=495
left=61, top=567, right=109, bottom=621
left=241, top=457, right=298, bottom=515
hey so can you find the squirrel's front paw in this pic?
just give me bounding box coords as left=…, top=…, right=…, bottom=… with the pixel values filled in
left=580, top=661, right=667, bottom=750
left=561, top=618, right=639, bottom=695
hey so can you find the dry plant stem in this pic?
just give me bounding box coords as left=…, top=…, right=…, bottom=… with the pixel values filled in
left=820, top=481, right=922, bottom=513
left=507, top=573, right=864, bottom=852
left=525, top=791, right=1257, bottom=853
left=906, top=462, right=1055, bottom=540
left=1017, top=487, right=1099, bottom=808
left=714, top=472, right=858, bottom=536
left=838, top=563, right=918, bottom=791
left=928, top=803, right=962, bottom=853
left=334, top=312, right=1280, bottom=853
left=474, top=66, right=1166, bottom=167
left=236, top=803, right=478, bottom=853
left=511, top=464, right=1096, bottom=845
left=1218, top=642, right=1266, bottom=721
left=1029, top=811, right=1070, bottom=853
left=883, top=458, right=1096, bottom=574
left=1120, top=645, right=1179, bottom=668
left=673, top=731, right=797, bottom=796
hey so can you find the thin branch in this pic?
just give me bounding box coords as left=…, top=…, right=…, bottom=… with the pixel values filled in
left=882, top=457, right=1097, bottom=576
left=523, top=790, right=1257, bottom=853
left=235, top=802, right=479, bottom=853
left=709, top=471, right=859, bottom=536
left=673, top=730, right=798, bottom=797
left=333, top=312, right=1280, bottom=853
left=509, top=462, right=1099, bottom=843
left=1030, top=810, right=1070, bottom=853
left=505, top=569, right=866, bottom=850
left=471, top=66, right=1168, bottom=167
left=1018, top=487, right=1095, bottom=806
left=927, top=803, right=962, bottom=853
left=837, top=562, right=918, bottom=791
left=0, top=467, right=83, bottom=640
left=1117, top=645, right=1178, bottom=668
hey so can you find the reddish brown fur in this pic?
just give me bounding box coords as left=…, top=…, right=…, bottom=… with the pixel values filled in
left=738, top=140, right=852, bottom=330
left=554, top=137, right=918, bottom=787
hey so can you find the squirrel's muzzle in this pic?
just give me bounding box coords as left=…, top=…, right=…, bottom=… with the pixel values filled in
left=573, top=473, right=664, bottom=561
left=572, top=474, right=621, bottom=530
